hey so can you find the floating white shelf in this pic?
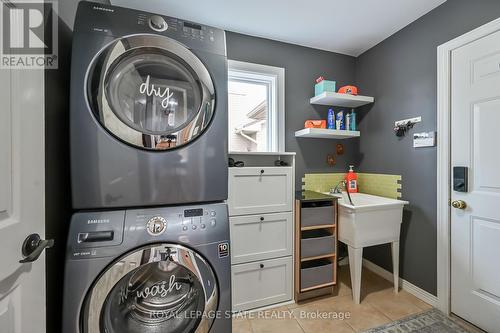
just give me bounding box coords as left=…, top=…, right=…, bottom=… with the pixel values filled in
left=295, top=128, right=360, bottom=139
left=310, top=92, right=374, bottom=108
left=229, top=151, right=296, bottom=156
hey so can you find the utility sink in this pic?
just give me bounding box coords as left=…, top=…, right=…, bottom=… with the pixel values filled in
left=335, top=193, right=408, bottom=247
left=323, top=192, right=408, bottom=303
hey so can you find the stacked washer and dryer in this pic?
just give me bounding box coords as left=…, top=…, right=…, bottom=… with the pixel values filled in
left=63, top=2, right=231, bottom=332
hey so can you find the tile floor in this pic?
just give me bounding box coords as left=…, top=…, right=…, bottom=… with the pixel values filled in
left=232, top=265, right=481, bottom=333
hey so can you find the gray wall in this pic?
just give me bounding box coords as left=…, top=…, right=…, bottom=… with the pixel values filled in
left=226, top=32, right=358, bottom=189
left=355, top=0, right=500, bottom=295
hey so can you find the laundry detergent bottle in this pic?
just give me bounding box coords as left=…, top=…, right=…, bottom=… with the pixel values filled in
left=345, top=165, right=358, bottom=193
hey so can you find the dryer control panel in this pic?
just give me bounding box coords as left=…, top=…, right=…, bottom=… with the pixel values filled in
left=74, top=1, right=226, bottom=56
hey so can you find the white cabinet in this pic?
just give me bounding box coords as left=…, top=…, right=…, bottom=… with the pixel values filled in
left=228, top=152, right=295, bottom=312
left=228, top=167, right=293, bottom=216
left=230, top=212, right=293, bottom=264
left=231, top=257, right=293, bottom=312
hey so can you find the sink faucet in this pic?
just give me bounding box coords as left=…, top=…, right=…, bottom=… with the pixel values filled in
left=331, top=180, right=346, bottom=194
left=330, top=180, right=354, bottom=206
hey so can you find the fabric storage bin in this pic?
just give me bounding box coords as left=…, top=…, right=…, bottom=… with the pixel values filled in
left=301, top=202, right=333, bottom=228
left=301, top=229, right=335, bottom=259
left=300, top=259, right=334, bottom=290
left=314, top=80, right=336, bottom=96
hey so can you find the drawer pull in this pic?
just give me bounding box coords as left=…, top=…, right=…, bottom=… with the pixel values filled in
left=260, top=263, right=264, bottom=269
left=260, top=217, right=264, bottom=221
left=260, top=169, right=264, bottom=174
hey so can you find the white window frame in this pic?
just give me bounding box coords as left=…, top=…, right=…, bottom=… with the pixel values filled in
left=228, top=60, right=285, bottom=153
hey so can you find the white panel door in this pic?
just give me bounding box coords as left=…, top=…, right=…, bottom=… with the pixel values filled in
left=451, top=29, right=500, bottom=333
left=0, top=67, right=46, bottom=330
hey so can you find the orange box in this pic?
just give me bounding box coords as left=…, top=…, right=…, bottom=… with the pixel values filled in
left=304, top=120, right=327, bottom=129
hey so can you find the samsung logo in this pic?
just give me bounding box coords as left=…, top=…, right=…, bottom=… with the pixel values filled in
left=87, top=219, right=110, bottom=224
left=92, top=6, right=114, bottom=13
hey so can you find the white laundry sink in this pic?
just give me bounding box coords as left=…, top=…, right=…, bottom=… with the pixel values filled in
left=336, top=193, right=408, bottom=248
left=323, top=192, right=408, bottom=303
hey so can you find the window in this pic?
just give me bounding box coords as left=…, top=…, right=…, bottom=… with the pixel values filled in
left=228, top=60, right=285, bottom=153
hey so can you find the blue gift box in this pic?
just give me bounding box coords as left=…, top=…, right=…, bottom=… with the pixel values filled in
left=315, top=80, right=336, bottom=96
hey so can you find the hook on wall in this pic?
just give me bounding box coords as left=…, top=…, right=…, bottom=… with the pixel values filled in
left=394, top=122, right=414, bottom=137
left=394, top=116, right=421, bottom=137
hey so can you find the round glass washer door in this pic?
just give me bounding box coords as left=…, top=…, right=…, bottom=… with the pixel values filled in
left=81, top=244, right=218, bottom=333
left=87, top=35, right=215, bottom=150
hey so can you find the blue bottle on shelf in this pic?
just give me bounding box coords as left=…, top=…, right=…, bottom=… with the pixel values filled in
left=327, top=108, right=335, bottom=129
left=350, top=109, right=357, bottom=131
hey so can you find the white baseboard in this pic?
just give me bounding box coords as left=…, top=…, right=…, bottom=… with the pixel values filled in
left=362, top=259, right=438, bottom=308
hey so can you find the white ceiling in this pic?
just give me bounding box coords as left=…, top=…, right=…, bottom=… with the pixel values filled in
left=112, top=0, right=446, bottom=56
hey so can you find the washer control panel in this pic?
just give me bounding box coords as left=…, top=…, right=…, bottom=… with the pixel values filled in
left=181, top=207, right=217, bottom=232
left=68, top=203, right=228, bottom=259
left=132, top=205, right=222, bottom=237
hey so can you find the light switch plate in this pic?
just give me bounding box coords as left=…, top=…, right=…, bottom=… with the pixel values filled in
left=413, top=131, right=436, bottom=148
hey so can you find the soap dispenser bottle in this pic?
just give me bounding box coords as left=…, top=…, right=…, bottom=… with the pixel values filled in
left=345, top=165, right=358, bottom=193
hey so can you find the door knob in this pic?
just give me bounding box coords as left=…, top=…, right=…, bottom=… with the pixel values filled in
left=19, top=233, right=54, bottom=263
left=451, top=200, right=467, bottom=210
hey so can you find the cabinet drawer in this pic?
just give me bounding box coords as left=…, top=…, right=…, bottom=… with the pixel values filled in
left=301, top=204, right=334, bottom=228
left=300, top=260, right=334, bottom=290
left=228, top=167, right=293, bottom=216
left=230, top=212, right=293, bottom=264
left=301, top=230, right=335, bottom=259
left=232, top=257, right=293, bottom=312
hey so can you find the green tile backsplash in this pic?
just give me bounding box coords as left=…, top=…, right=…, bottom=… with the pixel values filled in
left=302, top=173, right=402, bottom=199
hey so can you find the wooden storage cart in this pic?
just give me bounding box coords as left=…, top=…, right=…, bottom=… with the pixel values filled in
left=294, top=191, right=338, bottom=301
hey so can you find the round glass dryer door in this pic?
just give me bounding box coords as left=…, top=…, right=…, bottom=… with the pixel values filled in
left=87, top=35, right=215, bottom=150
left=82, top=244, right=218, bottom=333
